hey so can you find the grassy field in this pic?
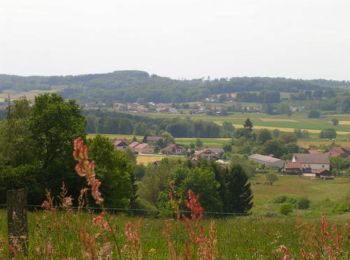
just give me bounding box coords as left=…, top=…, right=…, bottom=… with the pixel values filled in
left=0, top=210, right=328, bottom=259
left=251, top=175, right=350, bottom=217
left=137, top=154, right=185, bottom=165
left=1, top=175, right=350, bottom=258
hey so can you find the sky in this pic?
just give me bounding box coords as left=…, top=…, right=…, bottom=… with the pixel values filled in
left=0, top=0, right=349, bottom=80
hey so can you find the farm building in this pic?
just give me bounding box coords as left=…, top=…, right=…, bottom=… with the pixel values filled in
left=128, top=142, right=154, bottom=154
left=192, top=148, right=224, bottom=161
left=112, top=138, right=128, bottom=150
left=162, top=144, right=186, bottom=155
left=326, top=147, right=350, bottom=158
left=284, top=162, right=303, bottom=174
left=248, top=154, right=284, bottom=169
left=292, top=153, right=330, bottom=173
left=143, top=136, right=163, bottom=144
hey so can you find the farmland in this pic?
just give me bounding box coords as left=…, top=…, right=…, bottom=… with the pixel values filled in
left=137, top=111, right=350, bottom=135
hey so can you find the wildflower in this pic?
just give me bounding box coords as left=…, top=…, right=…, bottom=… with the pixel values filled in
left=41, top=189, right=55, bottom=211
left=73, top=137, right=103, bottom=205
left=92, top=212, right=113, bottom=233
left=148, top=248, right=156, bottom=257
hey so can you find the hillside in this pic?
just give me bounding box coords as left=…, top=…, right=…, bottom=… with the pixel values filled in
left=1, top=71, right=350, bottom=104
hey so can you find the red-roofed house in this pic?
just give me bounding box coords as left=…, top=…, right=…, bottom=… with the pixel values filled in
left=283, top=162, right=303, bottom=174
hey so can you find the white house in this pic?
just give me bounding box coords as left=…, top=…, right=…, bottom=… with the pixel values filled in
left=292, top=153, right=330, bottom=173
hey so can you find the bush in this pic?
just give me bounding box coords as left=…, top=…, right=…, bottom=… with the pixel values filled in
left=279, top=203, right=294, bottom=215
left=297, top=197, right=310, bottom=209
left=319, top=128, right=337, bottom=139
left=308, top=110, right=320, bottom=118
left=273, top=195, right=289, bottom=203
left=273, top=196, right=297, bottom=206
left=332, top=202, right=350, bottom=214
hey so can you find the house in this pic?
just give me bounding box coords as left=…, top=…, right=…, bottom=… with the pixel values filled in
left=249, top=154, right=284, bottom=169
left=162, top=144, right=185, bottom=155
left=326, top=147, right=350, bottom=158
left=315, top=168, right=334, bottom=180
left=143, top=136, right=163, bottom=145
left=283, top=162, right=303, bottom=174
left=192, top=148, right=224, bottom=161
left=292, top=153, right=330, bottom=173
left=133, top=143, right=154, bottom=154
left=128, top=142, right=154, bottom=154
left=112, top=139, right=128, bottom=150
left=129, top=141, right=140, bottom=150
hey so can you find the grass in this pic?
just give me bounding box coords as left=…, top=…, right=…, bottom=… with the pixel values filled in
left=251, top=174, right=350, bottom=217
left=0, top=209, right=349, bottom=259
left=137, top=154, right=185, bottom=165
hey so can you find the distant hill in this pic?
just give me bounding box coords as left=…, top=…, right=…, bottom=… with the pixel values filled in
left=0, top=70, right=349, bottom=103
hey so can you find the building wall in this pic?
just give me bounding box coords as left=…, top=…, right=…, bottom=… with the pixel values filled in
left=301, top=163, right=330, bottom=171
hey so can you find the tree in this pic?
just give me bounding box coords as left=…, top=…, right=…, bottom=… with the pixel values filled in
left=0, top=98, right=36, bottom=166
left=257, top=129, right=272, bottom=144
left=243, top=118, right=253, bottom=131
left=223, top=164, right=253, bottom=214
left=308, top=110, right=320, bottom=119
left=319, top=128, right=337, bottom=139
left=195, top=138, right=203, bottom=148
left=179, top=167, right=223, bottom=213
left=162, top=131, right=174, bottom=145
left=29, top=94, right=86, bottom=197
left=262, top=140, right=285, bottom=158
left=265, top=173, right=278, bottom=185
left=30, top=94, right=86, bottom=168
left=222, top=121, right=235, bottom=137
left=331, top=118, right=339, bottom=126
left=88, top=135, right=134, bottom=208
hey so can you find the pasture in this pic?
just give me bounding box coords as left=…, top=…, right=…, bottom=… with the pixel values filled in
left=251, top=174, right=350, bottom=217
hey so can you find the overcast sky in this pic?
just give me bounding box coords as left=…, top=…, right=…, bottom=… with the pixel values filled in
left=0, top=0, right=349, bottom=80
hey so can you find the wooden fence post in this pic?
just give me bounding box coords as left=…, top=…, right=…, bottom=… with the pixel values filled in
left=7, top=188, right=28, bottom=255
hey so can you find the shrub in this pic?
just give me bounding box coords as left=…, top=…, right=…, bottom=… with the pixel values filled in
left=279, top=203, right=294, bottom=215
left=297, top=197, right=310, bottom=209
left=308, top=110, right=320, bottom=118
left=332, top=202, right=350, bottom=214
left=273, top=196, right=297, bottom=206
left=273, top=195, right=289, bottom=204
left=319, top=128, right=337, bottom=139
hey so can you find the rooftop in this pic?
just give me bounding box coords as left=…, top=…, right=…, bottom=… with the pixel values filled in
left=293, top=153, right=329, bottom=164
left=249, top=154, right=283, bottom=163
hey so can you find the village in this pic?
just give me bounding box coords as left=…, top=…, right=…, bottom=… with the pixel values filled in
left=111, top=135, right=347, bottom=180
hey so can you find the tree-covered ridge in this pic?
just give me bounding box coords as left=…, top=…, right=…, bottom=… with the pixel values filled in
left=1, top=70, right=349, bottom=103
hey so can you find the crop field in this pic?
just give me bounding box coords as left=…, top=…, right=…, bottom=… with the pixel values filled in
left=138, top=111, right=350, bottom=135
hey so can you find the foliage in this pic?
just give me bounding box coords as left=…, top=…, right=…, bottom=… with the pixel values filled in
left=331, top=118, right=339, bottom=126
left=265, top=173, right=278, bottom=185
left=308, top=110, right=321, bottom=118
left=222, top=164, right=253, bottom=214
left=88, top=135, right=134, bottom=208
left=297, top=197, right=310, bottom=209
left=319, top=128, right=337, bottom=139
left=279, top=203, right=294, bottom=215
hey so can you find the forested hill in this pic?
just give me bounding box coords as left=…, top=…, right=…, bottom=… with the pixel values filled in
left=0, top=70, right=349, bottom=103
